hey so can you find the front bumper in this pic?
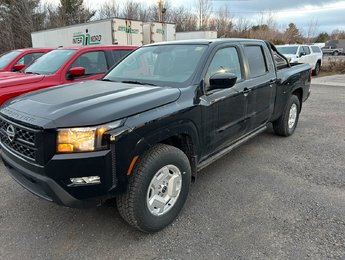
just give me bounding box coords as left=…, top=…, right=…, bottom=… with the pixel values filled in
left=1, top=143, right=116, bottom=208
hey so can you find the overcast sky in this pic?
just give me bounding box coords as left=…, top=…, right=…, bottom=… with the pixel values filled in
left=45, top=0, right=345, bottom=35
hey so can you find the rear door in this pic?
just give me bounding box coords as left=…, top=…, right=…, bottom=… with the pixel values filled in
left=242, top=43, right=276, bottom=132
left=299, top=46, right=314, bottom=68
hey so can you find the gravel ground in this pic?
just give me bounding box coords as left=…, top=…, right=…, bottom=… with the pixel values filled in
left=1, top=83, right=345, bottom=259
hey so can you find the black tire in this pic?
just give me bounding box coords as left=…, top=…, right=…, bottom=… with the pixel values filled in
left=273, top=95, right=301, bottom=137
left=333, top=51, right=339, bottom=56
left=312, top=62, right=320, bottom=76
left=117, top=144, right=191, bottom=233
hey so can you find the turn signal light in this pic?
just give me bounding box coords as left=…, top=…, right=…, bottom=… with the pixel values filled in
left=57, top=144, right=74, bottom=152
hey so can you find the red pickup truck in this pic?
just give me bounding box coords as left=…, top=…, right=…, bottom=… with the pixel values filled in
left=0, top=45, right=136, bottom=105
left=0, top=48, right=52, bottom=72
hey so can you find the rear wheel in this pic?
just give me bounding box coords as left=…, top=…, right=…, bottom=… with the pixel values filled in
left=117, top=144, right=191, bottom=233
left=273, top=95, right=301, bottom=137
left=333, top=51, right=339, bottom=56
left=312, top=62, right=320, bottom=76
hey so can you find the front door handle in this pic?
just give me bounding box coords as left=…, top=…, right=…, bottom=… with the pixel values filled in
left=242, top=88, right=250, bottom=96
left=269, top=79, right=276, bottom=87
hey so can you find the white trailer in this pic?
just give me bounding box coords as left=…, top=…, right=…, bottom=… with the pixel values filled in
left=143, top=23, right=176, bottom=44
left=176, top=31, right=217, bottom=41
left=31, top=18, right=176, bottom=48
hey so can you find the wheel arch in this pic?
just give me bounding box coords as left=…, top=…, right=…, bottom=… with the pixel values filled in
left=292, top=87, right=303, bottom=112
left=131, top=121, right=200, bottom=178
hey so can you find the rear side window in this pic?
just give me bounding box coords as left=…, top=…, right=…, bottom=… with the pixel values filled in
left=303, top=46, right=311, bottom=55
left=71, top=51, right=108, bottom=74
left=112, top=50, right=132, bottom=62
left=311, top=46, right=321, bottom=53
left=244, top=45, right=267, bottom=78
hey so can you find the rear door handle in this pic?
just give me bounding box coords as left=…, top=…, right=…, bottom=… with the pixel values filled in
left=242, top=88, right=251, bottom=96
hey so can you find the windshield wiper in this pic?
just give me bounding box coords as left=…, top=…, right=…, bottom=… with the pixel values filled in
left=101, top=78, right=114, bottom=82
left=121, top=80, right=157, bottom=86
left=25, top=71, right=40, bottom=75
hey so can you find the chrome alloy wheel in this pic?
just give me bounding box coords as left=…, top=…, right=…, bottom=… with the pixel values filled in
left=146, top=165, right=182, bottom=216
left=288, top=103, right=298, bottom=129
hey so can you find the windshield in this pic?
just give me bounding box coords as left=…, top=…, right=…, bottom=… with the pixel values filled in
left=25, top=49, right=76, bottom=75
left=0, top=50, right=21, bottom=69
left=104, top=44, right=208, bottom=87
left=276, top=46, right=298, bottom=55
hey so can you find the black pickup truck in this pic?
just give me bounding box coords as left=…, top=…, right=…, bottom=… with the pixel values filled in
left=0, top=39, right=311, bottom=232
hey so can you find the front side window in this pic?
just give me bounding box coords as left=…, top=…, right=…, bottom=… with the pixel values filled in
left=244, top=45, right=267, bottom=78
left=303, top=46, right=311, bottom=55
left=205, top=47, right=242, bottom=86
left=15, top=52, right=44, bottom=65
left=25, top=49, right=76, bottom=75
left=0, top=50, right=21, bottom=68
left=104, top=44, right=207, bottom=87
left=71, top=51, right=108, bottom=75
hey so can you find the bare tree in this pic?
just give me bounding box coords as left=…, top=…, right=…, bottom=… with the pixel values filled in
left=305, top=18, right=319, bottom=43
left=214, top=5, right=233, bottom=37
left=97, top=1, right=120, bottom=20
left=121, top=0, right=141, bottom=20
left=195, top=0, right=212, bottom=30
left=234, top=16, right=251, bottom=37
left=169, top=6, right=198, bottom=32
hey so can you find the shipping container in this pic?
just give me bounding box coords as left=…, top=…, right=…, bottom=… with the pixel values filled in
left=31, top=18, right=176, bottom=48
left=175, top=31, right=217, bottom=40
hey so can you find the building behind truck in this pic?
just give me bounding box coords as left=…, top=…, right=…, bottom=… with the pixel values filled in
left=31, top=18, right=176, bottom=47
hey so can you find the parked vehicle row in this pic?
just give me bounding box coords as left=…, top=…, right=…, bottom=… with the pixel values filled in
left=0, top=48, right=52, bottom=72
left=321, top=46, right=344, bottom=56
left=0, top=45, right=136, bottom=105
left=0, top=39, right=311, bottom=232
left=276, top=44, right=323, bottom=76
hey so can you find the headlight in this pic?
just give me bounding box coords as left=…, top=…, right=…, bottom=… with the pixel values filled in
left=57, top=120, right=122, bottom=153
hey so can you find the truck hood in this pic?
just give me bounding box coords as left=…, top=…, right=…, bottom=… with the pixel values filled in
left=0, top=72, right=45, bottom=88
left=1, top=80, right=181, bottom=128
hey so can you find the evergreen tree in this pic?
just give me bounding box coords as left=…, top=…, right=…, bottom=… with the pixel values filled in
left=58, top=0, right=95, bottom=26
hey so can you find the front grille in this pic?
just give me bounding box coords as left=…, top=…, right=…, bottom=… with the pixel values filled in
left=0, top=117, right=39, bottom=161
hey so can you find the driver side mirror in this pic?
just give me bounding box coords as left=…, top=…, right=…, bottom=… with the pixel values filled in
left=13, top=63, right=25, bottom=72
left=68, top=66, right=85, bottom=78
left=299, top=52, right=306, bottom=57
left=208, top=73, right=237, bottom=91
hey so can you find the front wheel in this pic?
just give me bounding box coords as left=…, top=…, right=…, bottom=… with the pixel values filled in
left=273, top=95, right=301, bottom=137
left=117, top=144, right=191, bottom=233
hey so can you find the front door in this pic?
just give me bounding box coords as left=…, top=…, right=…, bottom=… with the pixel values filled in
left=200, top=46, right=247, bottom=157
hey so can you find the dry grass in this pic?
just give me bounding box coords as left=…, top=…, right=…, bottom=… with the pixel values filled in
left=321, top=58, right=345, bottom=74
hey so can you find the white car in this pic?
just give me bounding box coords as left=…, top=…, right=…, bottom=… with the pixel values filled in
left=276, top=45, right=323, bottom=76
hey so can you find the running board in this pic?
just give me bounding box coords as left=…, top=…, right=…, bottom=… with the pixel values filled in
left=197, top=125, right=267, bottom=171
